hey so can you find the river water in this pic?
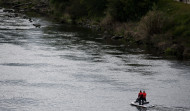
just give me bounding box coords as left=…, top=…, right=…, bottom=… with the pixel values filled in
left=0, top=9, right=190, bottom=111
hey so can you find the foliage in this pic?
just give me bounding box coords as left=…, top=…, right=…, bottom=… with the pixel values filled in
left=48, top=0, right=190, bottom=55
left=165, top=47, right=176, bottom=55
left=138, top=10, right=169, bottom=39
left=49, top=0, right=70, bottom=15
left=49, top=0, right=107, bottom=18
left=80, top=0, right=107, bottom=17
left=49, top=0, right=158, bottom=21
left=65, top=0, right=87, bottom=19
left=157, top=0, right=190, bottom=47
left=107, top=0, right=158, bottom=22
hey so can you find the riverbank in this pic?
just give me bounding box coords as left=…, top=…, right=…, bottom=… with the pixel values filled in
left=0, top=0, right=50, bottom=17
left=89, top=0, right=190, bottom=60
left=0, top=0, right=190, bottom=60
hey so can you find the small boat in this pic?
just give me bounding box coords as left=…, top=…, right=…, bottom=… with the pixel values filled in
left=131, top=101, right=155, bottom=108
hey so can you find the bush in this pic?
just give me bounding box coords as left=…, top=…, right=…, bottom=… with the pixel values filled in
left=65, top=0, right=87, bottom=20
left=50, top=0, right=107, bottom=19
left=49, top=0, right=70, bottom=16
left=80, top=0, right=107, bottom=17
left=165, top=47, right=175, bottom=55
left=107, top=0, right=158, bottom=22
left=138, top=10, right=169, bottom=39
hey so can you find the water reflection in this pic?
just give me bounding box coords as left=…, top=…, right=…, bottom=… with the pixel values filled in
left=135, top=107, right=147, bottom=111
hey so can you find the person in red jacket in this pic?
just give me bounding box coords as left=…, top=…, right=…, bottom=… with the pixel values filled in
left=136, top=90, right=143, bottom=105
left=142, top=91, right=147, bottom=104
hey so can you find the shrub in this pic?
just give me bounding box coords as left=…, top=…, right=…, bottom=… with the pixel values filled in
left=165, top=47, right=175, bottom=55
left=107, top=0, right=158, bottom=22
left=138, top=10, right=169, bottom=39
left=49, top=0, right=70, bottom=16
left=65, top=0, right=87, bottom=20
left=80, top=0, right=107, bottom=17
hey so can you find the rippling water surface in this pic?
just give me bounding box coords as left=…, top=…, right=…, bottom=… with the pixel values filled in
left=0, top=9, right=190, bottom=111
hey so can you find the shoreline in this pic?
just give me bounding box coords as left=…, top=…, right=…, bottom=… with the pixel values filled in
left=0, top=0, right=190, bottom=60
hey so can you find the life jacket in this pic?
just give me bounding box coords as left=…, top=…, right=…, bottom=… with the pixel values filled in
left=143, top=92, right=146, bottom=98
left=138, top=92, right=143, bottom=98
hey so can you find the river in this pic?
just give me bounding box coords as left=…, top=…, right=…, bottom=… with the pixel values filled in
left=0, top=9, right=190, bottom=111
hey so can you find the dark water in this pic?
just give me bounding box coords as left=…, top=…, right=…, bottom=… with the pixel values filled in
left=0, top=9, right=190, bottom=111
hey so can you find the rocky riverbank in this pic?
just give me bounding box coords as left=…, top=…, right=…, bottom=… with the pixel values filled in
left=0, top=0, right=50, bottom=16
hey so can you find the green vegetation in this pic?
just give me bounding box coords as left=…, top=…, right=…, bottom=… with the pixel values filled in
left=40, top=0, right=190, bottom=59
left=157, top=0, right=190, bottom=47
left=107, top=0, right=158, bottom=21
left=49, top=0, right=157, bottom=22
left=0, top=0, right=190, bottom=59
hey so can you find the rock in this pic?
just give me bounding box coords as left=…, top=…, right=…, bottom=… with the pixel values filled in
left=19, top=10, right=25, bottom=13
left=14, top=9, right=20, bottom=13
left=22, top=15, right=28, bottom=19
left=111, top=35, right=124, bottom=40
left=7, top=14, right=14, bottom=18
left=103, top=34, right=112, bottom=39
left=33, top=24, right=41, bottom=28
left=29, top=18, right=33, bottom=22
left=3, top=9, right=14, bottom=13
left=135, top=40, right=144, bottom=45
left=5, top=13, right=19, bottom=18
left=14, top=13, right=19, bottom=17
left=102, top=31, right=112, bottom=39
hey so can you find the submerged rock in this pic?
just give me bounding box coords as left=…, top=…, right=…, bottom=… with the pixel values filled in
left=3, top=9, right=14, bottom=13
left=22, top=15, right=29, bottom=19
left=33, top=24, right=41, bottom=28
left=29, top=18, right=33, bottom=22
left=103, top=34, right=112, bottom=39
left=14, top=13, right=19, bottom=17
left=111, top=35, right=124, bottom=40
